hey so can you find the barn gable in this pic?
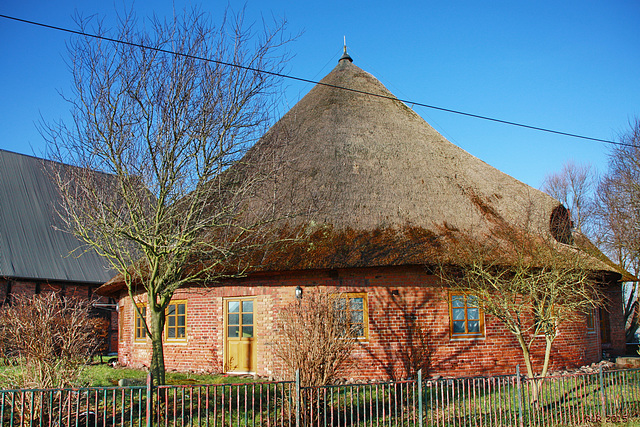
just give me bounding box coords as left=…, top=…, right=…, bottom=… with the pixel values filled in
left=0, top=149, right=114, bottom=283
left=0, top=149, right=118, bottom=351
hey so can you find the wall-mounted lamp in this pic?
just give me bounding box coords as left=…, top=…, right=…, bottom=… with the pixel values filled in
left=295, top=285, right=303, bottom=300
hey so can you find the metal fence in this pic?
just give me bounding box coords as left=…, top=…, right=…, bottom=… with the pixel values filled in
left=1, top=367, right=639, bottom=426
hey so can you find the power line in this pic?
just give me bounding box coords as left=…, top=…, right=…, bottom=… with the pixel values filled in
left=0, top=13, right=630, bottom=148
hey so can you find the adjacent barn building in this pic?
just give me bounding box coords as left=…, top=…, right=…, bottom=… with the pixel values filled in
left=0, top=149, right=118, bottom=352
left=101, top=53, right=630, bottom=379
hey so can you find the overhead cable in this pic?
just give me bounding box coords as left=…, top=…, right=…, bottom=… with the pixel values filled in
left=0, top=13, right=630, bottom=148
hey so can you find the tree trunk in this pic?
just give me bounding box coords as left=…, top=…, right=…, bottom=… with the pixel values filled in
left=514, top=332, right=541, bottom=407
left=149, top=306, right=166, bottom=386
left=514, top=333, right=535, bottom=379
left=540, top=335, right=554, bottom=378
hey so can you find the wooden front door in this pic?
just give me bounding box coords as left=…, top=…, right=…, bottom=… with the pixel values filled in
left=224, top=298, right=256, bottom=373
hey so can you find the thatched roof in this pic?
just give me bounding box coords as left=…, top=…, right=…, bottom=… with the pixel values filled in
left=249, top=57, right=561, bottom=234
left=234, top=56, right=631, bottom=279
left=97, top=55, right=632, bottom=296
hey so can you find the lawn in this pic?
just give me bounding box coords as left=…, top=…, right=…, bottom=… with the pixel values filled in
left=0, top=358, right=261, bottom=389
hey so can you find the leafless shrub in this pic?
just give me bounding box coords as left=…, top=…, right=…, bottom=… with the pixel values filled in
left=274, top=289, right=357, bottom=387
left=0, top=292, right=101, bottom=389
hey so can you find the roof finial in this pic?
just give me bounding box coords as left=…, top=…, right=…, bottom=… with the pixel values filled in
left=339, top=36, right=353, bottom=63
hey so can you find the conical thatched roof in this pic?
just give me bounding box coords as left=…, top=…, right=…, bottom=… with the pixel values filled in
left=235, top=56, right=632, bottom=280
left=96, top=54, right=632, bottom=297
left=252, top=57, right=560, bottom=233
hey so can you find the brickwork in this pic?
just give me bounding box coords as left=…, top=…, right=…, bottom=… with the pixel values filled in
left=116, top=265, right=622, bottom=380
left=604, top=282, right=626, bottom=356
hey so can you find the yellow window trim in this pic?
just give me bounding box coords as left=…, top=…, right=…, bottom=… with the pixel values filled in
left=118, top=303, right=125, bottom=342
left=448, top=291, right=485, bottom=339
left=334, top=292, right=369, bottom=340
left=165, top=300, right=188, bottom=342
left=134, top=303, right=148, bottom=343
left=586, top=308, right=596, bottom=333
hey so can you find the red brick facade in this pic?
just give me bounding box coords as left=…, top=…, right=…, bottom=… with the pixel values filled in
left=0, top=278, right=118, bottom=353
left=115, top=265, right=625, bottom=380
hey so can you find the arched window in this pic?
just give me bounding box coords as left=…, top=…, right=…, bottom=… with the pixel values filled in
left=550, top=205, right=573, bottom=245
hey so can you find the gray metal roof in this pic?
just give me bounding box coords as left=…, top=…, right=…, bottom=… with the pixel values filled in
left=0, top=149, right=114, bottom=283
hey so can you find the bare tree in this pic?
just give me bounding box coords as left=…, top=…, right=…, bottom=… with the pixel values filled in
left=274, top=289, right=357, bottom=387
left=42, top=7, right=292, bottom=385
left=542, top=161, right=597, bottom=237
left=596, top=117, right=640, bottom=342
left=438, top=225, right=601, bottom=403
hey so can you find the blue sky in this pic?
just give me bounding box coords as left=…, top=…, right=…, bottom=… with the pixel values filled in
left=1, top=0, right=638, bottom=189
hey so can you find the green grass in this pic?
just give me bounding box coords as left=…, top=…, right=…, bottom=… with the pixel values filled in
left=82, top=363, right=263, bottom=387
left=605, top=420, right=640, bottom=427
left=0, top=358, right=262, bottom=388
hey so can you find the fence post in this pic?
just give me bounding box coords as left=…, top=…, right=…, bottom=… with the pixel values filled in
left=295, top=369, right=300, bottom=427
left=146, top=372, right=153, bottom=427
left=418, top=369, right=423, bottom=427
left=599, top=365, right=606, bottom=423
left=516, top=365, right=523, bottom=427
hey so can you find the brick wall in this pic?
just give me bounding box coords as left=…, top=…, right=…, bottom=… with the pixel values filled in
left=116, top=265, right=618, bottom=380
left=604, top=282, right=626, bottom=356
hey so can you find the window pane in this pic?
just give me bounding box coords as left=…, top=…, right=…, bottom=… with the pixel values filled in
left=467, top=308, right=479, bottom=320
left=352, top=325, right=364, bottom=337
left=228, top=326, right=239, bottom=338
left=453, top=321, right=466, bottom=333
left=177, top=327, right=186, bottom=338
left=451, top=295, right=464, bottom=307
left=135, top=305, right=146, bottom=340
left=242, top=313, right=253, bottom=325
left=351, top=311, right=363, bottom=323
left=168, top=317, right=176, bottom=327
left=337, top=312, right=349, bottom=326
left=178, top=304, right=186, bottom=315
left=468, top=321, right=480, bottom=333
left=242, top=300, right=253, bottom=313
left=242, top=326, right=253, bottom=337
left=228, top=301, right=240, bottom=313
left=228, top=314, right=239, bottom=325
left=178, top=316, right=186, bottom=327
left=467, top=295, right=478, bottom=306
left=452, top=308, right=465, bottom=320
left=350, top=298, right=363, bottom=310
left=167, top=305, right=175, bottom=316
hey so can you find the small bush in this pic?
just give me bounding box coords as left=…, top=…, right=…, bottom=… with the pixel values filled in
left=274, top=289, right=357, bottom=387
left=0, top=292, right=101, bottom=389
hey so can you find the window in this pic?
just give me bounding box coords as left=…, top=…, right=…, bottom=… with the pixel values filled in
left=119, top=303, right=124, bottom=342
left=586, top=309, right=596, bottom=333
left=449, top=293, right=484, bottom=338
left=335, top=293, right=368, bottom=339
left=134, top=304, right=147, bottom=342
left=550, top=205, right=574, bottom=245
left=166, top=301, right=187, bottom=341
left=226, top=299, right=254, bottom=338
